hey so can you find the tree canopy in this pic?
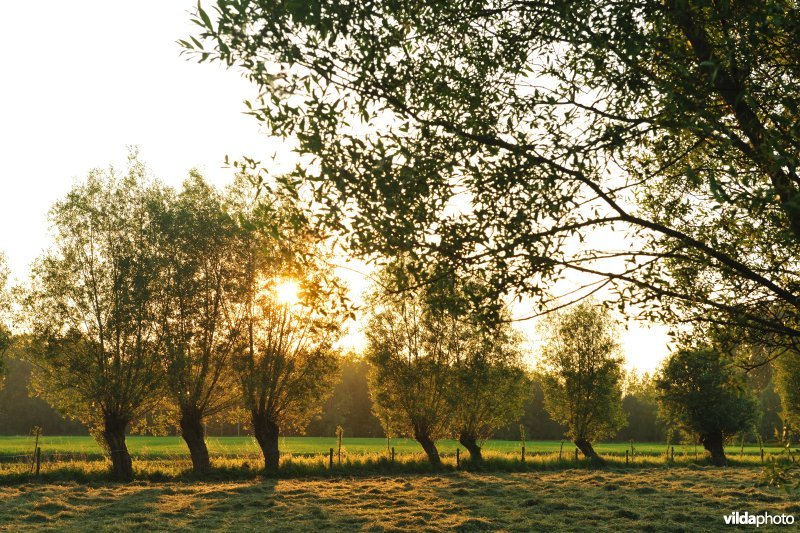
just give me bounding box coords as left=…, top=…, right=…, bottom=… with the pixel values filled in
left=154, top=171, right=248, bottom=472
left=365, top=265, right=528, bottom=464
left=656, top=346, right=759, bottom=465
left=230, top=171, right=346, bottom=471
left=0, top=253, right=11, bottom=387
left=538, top=301, right=626, bottom=463
left=23, top=155, right=168, bottom=479
left=187, top=0, right=800, bottom=352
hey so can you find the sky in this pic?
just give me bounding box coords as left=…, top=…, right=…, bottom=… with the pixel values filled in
left=0, top=1, right=671, bottom=373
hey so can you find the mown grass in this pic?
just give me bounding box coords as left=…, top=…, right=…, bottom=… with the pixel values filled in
left=0, top=467, right=796, bottom=531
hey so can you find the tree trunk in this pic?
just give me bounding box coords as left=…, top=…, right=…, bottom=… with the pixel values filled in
left=252, top=412, right=280, bottom=472
left=102, top=415, right=133, bottom=481
left=701, top=431, right=727, bottom=466
left=574, top=438, right=606, bottom=466
left=413, top=425, right=441, bottom=466
left=180, top=409, right=210, bottom=473
left=459, top=431, right=483, bottom=463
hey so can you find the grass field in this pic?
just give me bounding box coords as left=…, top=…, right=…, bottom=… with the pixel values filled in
left=0, top=435, right=787, bottom=462
left=1, top=467, right=796, bottom=531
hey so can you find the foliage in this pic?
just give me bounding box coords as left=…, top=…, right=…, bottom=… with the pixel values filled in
left=0, top=253, right=10, bottom=387
left=763, top=459, right=800, bottom=495
left=366, top=266, right=528, bottom=463
left=495, top=376, right=569, bottom=441
left=230, top=173, right=344, bottom=469
left=617, top=372, right=666, bottom=443
left=186, top=0, right=800, bottom=350
left=157, top=173, right=245, bottom=415
left=364, top=270, right=454, bottom=458
left=154, top=172, right=248, bottom=470
left=0, top=353, right=86, bottom=436
left=538, top=302, right=626, bottom=458
left=25, top=159, right=163, bottom=427
left=23, top=153, right=168, bottom=478
left=305, top=354, right=384, bottom=437
left=444, top=290, right=529, bottom=454
left=655, top=346, right=759, bottom=464
left=774, top=349, right=800, bottom=434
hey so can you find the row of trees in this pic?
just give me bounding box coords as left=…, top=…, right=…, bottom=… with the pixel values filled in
left=0, top=157, right=534, bottom=479
left=2, top=166, right=798, bottom=473
left=181, top=0, right=800, bottom=472
left=16, top=156, right=343, bottom=479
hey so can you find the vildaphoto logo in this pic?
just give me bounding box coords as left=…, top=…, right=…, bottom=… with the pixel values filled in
left=724, top=511, right=795, bottom=527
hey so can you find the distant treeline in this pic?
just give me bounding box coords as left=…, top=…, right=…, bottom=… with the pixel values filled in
left=1, top=352, right=783, bottom=444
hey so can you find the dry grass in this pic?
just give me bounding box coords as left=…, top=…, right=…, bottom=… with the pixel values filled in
left=0, top=467, right=797, bottom=531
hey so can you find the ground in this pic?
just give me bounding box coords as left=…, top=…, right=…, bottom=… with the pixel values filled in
left=1, top=467, right=796, bottom=531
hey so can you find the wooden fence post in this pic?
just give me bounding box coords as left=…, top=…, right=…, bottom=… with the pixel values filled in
left=521, top=446, right=525, bottom=463
left=329, top=448, right=333, bottom=469
left=391, top=447, right=395, bottom=464
left=670, top=446, right=674, bottom=463
left=761, top=449, right=765, bottom=464
left=35, top=447, right=41, bottom=477
left=626, top=449, right=629, bottom=465
left=456, top=448, right=460, bottom=469
left=574, top=448, right=579, bottom=462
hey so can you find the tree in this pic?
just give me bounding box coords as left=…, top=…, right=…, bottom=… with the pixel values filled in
left=365, top=272, right=454, bottom=466
left=774, top=350, right=800, bottom=438
left=0, top=351, right=87, bottom=436
left=305, top=354, right=384, bottom=438
left=450, top=343, right=528, bottom=462
left=231, top=176, right=343, bottom=472
left=154, top=173, right=246, bottom=473
left=494, top=375, right=569, bottom=441
left=0, top=253, right=11, bottom=388
left=538, top=302, right=626, bottom=464
left=187, top=1, right=800, bottom=357
left=616, top=372, right=665, bottom=443
left=655, top=346, right=758, bottom=466
left=366, top=266, right=527, bottom=464
left=441, top=281, right=529, bottom=463
left=23, top=155, right=167, bottom=480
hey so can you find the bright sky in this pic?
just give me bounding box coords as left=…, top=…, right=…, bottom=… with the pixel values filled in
left=0, top=1, right=671, bottom=373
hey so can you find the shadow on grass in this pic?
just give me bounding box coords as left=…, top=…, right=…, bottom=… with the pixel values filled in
left=1, top=467, right=798, bottom=531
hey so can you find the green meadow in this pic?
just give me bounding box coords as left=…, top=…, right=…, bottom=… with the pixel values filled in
left=0, top=435, right=786, bottom=462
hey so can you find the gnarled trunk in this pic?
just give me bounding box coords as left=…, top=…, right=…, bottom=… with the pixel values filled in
left=574, top=438, right=605, bottom=466
left=102, top=415, right=133, bottom=481
left=701, top=431, right=727, bottom=466
left=252, top=412, right=280, bottom=472
left=413, top=424, right=441, bottom=466
left=180, top=409, right=210, bottom=473
left=459, top=431, right=483, bottom=463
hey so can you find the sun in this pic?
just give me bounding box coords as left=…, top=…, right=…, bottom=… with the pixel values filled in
left=275, top=279, right=300, bottom=306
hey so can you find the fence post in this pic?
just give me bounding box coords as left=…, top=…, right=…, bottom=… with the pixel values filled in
left=329, top=448, right=333, bottom=469
left=670, top=446, right=674, bottom=463
left=558, top=440, right=564, bottom=462
left=761, top=449, right=765, bottom=464
left=626, top=449, right=629, bottom=465
left=35, top=447, right=41, bottom=477
left=456, top=448, right=460, bottom=469
left=521, top=446, right=525, bottom=463
left=391, top=447, right=395, bottom=464
left=574, top=448, right=579, bottom=462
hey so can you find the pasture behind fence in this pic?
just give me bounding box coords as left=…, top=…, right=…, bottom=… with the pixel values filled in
left=2, top=437, right=797, bottom=481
